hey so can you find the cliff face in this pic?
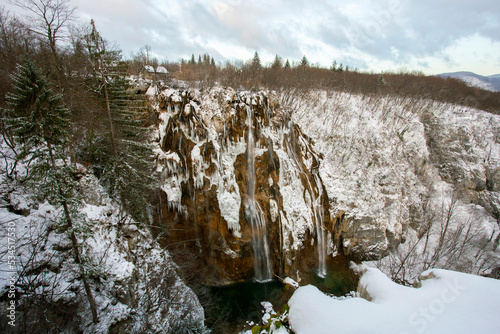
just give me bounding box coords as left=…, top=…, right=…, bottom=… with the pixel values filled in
left=291, top=91, right=500, bottom=279
left=152, top=86, right=500, bottom=285
left=153, top=87, right=339, bottom=285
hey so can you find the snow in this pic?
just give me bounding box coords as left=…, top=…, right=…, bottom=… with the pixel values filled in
left=218, top=190, right=242, bottom=238
left=145, top=84, right=158, bottom=96
left=288, top=268, right=500, bottom=334
left=156, top=66, right=168, bottom=74
left=277, top=146, right=314, bottom=251
left=438, top=72, right=499, bottom=92
left=154, top=87, right=328, bottom=252
left=292, top=90, right=500, bottom=266
left=0, top=136, right=205, bottom=333
left=217, top=139, right=246, bottom=238
left=283, top=277, right=299, bottom=288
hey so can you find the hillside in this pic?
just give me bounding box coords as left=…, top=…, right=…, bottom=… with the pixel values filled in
left=0, top=143, right=205, bottom=333
left=437, top=71, right=500, bottom=92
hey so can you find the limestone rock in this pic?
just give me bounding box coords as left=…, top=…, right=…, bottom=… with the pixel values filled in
left=154, top=87, right=337, bottom=284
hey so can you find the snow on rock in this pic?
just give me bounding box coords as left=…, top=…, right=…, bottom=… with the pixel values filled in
left=152, top=86, right=500, bottom=284
left=288, top=268, right=500, bottom=334
left=292, top=90, right=500, bottom=269
left=154, top=87, right=334, bottom=284
left=0, top=142, right=205, bottom=333
left=283, top=277, right=299, bottom=289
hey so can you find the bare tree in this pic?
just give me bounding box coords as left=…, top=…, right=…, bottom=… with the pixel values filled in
left=378, top=191, right=495, bottom=285
left=10, top=0, right=76, bottom=76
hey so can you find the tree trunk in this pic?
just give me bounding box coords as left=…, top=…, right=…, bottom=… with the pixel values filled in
left=47, top=143, right=99, bottom=323
left=100, top=67, right=118, bottom=159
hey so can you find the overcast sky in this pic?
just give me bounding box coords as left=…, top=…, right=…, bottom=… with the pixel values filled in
left=5, top=0, right=500, bottom=75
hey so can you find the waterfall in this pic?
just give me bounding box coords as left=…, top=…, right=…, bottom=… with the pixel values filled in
left=245, top=105, right=273, bottom=282
left=286, top=114, right=327, bottom=278
left=305, top=173, right=327, bottom=278
left=313, top=172, right=327, bottom=278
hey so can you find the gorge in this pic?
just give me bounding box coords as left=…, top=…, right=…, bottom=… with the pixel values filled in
left=152, top=85, right=500, bottom=288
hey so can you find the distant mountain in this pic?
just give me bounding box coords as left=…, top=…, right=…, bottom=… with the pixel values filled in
left=437, top=71, right=500, bottom=92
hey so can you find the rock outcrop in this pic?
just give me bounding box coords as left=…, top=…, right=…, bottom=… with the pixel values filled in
left=153, top=87, right=338, bottom=285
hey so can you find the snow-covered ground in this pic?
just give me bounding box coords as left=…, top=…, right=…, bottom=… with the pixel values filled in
left=288, top=267, right=500, bottom=334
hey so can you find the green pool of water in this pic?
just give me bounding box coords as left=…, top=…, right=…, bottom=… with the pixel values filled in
left=205, top=257, right=358, bottom=333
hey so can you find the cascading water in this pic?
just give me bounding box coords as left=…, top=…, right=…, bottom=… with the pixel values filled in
left=303, top=173, right=327, bottom=278
left=285, top=111, right=327, bottom=278
left=312, top=172, right=327, bottom=278
left=245, top=105, right=273, bottom=282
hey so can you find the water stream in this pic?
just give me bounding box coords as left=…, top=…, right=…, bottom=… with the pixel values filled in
left=245, top=105, right=273, bottom=282
left=286, top=115, right=327, bottom=278
left=312, top=171, right=327, bottom=278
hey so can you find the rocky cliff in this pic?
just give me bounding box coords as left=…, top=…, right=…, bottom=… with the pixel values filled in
left=153, top=87, right=340, bottom=285
left=152, top=86, right=500, bottom=285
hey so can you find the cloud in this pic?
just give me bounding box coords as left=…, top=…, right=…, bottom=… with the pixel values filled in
left=6, top=0, right=499, bottom=74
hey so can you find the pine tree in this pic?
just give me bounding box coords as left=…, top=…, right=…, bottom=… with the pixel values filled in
left=330, top=60, right=337, bottom=72
left=300, top=55, right=309, bottom=67
left=378, top=74, right=386, bottom=86
left=83, top=20, right=158, bottom=223
left=284, top=59, right=291, bottom=70
left=271, top=54, right=283, bottom=70
left=251, top=51, right=262, bottom=70
left=104, top=64, right=157, bottom=223
left=6, top=57, right=99, bottom=323
left=6, top=57, right=70, bottom=160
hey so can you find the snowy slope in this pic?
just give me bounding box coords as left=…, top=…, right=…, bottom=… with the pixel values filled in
left=288, top=268, right=500, bottom=334
left=0, top=140, right=205, bottom=333
left=291, top=90, right=500, bottom=276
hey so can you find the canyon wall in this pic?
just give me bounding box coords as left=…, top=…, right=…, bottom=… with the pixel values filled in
left=153, top=87, right=341, bottom=285
left=152, top=87, right=500, bottom=285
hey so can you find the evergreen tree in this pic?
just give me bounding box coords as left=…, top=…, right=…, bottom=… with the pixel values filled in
left=190, top=53, right=196, bottom=64
left=104, top=66, right=157, bottom=223
left=83, top=20, right=158, bottom=223
left=284, top=59, right=291, bottom=70
left=6, top=57, right=70, bottom=160
left=251, top=51, right=262, bottom=70
left=330, top=60, right=338, bottom=71
left=6, top=57, right=99, bottom=323
left=378, top=74, right=386, bottom=86
left=300, top=55, right=309, bottom=67
left=202, top=53, right=210, bottom=66
left=271, top=54, right=283, bottom=70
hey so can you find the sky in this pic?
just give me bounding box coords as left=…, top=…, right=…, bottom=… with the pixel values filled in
left=4, top=0, right=500, bottom=75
